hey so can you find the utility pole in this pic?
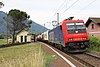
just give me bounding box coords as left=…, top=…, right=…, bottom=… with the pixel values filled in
left=57, top=13, right=59, bottom=25
left=51, top=13, right=59, bottom=28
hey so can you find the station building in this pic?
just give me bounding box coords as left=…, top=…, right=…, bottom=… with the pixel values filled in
left=16, top=29, right=36, bottom=43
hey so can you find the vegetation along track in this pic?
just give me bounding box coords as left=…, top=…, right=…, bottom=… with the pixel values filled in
left=68, top=52, right=100, bottom=67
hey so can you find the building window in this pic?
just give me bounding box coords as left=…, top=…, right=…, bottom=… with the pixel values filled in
left=92, top=24, right=94, bottom=29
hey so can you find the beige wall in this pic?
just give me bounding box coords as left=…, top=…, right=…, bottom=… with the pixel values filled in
left=16, top=30, right=32, bottom=42
left=87, top=22, right=100, bottom=38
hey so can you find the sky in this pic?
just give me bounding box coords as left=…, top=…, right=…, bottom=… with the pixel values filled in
left=0, top=0, right=100, bottom=29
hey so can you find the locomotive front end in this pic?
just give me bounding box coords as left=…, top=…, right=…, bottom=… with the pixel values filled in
left=63, top=20, right=89, bottom=52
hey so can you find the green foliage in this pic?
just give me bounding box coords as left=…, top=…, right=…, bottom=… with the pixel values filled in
left=8, top=9, right=30, bottom=22
left=4, top=9, right=32, bottom=43
left=0, top=39, right=7, bottom=45
left=89, top=35, right=100, bottom=52
left=7, top=9, right=31, bottom=31
left=0, top=34, right=4, bottom=39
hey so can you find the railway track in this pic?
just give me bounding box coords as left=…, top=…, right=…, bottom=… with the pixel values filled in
left=48, top=42, right=100, bottom=66
left=53, top=45, right=99, bottom=67
left=85, top=52, right=100, bottom=59
left=68, top=53, right=94, bottom=67
left=68, top=52, right=100, bottom=67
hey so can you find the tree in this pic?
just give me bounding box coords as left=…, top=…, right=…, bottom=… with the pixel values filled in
left=0, top=2, right=4, bottom=8
left=4, top=9, right=32, bottom=43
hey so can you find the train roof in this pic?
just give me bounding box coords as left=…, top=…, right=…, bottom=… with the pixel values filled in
left=59, top=20, right=84, bottom=25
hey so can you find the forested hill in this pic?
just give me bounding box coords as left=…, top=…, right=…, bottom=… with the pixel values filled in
left=0, top=11, right=7, bottom=34
left=29, top=21, right=48, bottom=34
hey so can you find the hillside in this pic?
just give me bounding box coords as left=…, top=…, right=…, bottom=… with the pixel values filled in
left=0, top=11, right=48, bottom=34
left=29, top=21, right=48, bottom=34
left=0, top=11, right=7, bottom=34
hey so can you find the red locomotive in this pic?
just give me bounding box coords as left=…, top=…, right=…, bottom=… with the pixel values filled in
left=48, top=17, right=89, bottom=52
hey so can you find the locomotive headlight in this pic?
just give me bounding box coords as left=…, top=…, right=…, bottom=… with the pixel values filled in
left=68, top=38, right=73, bottom=41
left=82, top=37, right=86, bottom=40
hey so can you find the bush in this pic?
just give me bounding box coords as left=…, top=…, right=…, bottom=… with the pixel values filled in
left=89, top=35, right=100, bottom=51
left=0, top=34, right=4, bottom=39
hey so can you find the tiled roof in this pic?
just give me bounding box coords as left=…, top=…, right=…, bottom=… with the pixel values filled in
left=85, top=17, right=100, bottom=27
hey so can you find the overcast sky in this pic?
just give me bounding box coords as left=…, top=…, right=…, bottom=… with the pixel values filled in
left=0, top=0, right=100, bottom=29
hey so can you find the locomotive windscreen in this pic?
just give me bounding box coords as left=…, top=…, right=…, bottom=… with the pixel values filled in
left=66, top=22, right=86, bottom=34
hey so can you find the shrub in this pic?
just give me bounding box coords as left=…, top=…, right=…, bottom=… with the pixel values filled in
left=0, top=34, right=4, bottom=39
left=89, top=35, right=100, bottom=51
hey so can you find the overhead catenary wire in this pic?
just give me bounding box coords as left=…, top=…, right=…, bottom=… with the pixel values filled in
left=61, top=0, right=80, bottom=15
left=59, top=0, right=80, bottom=20
left=49, top=0, right=97, bottom=26
left=48, top=0, right=80, bottom=29
left=77, top=0, right=97, bottom=14
left=45, top=0, right=68, bottom=29
left=49, top=0, right=68, bottom=21
left=55, top=0, right=67, bottom=14
left=48, top=0, right=97, bottom=27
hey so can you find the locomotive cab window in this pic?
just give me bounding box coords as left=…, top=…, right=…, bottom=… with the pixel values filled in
left=76, top=23, right=85, bottom=29
left=76, top=22, right=86, bottom=33
left=66, top=23, right=75, bottom=30
left=66, top=23, right=75, bottom=34
left=66, top=22, right=86, bottom=34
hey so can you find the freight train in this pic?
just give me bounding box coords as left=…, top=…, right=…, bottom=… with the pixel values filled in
left=38, top=17, right=89, bottom=52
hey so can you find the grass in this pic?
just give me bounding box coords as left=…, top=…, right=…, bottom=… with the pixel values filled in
left=44, top=54, right=57, bottom=66
left=0, top=43, right=57, bottom=67
left=89, top=47, right=100, bottom=52
left=0, top=39, right=7, bottom=45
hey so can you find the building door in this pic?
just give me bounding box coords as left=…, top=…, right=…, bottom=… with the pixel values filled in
left=25, top=36, right=27, bottom=42
left=21, top=36, right=23, bottom=42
